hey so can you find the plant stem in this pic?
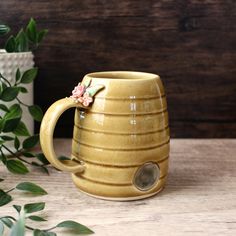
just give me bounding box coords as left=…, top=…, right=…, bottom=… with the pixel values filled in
left=0, top=74, right=11, bottom=87
left=6, top=188, right=15, bottom=193
left=2, top=144, right=32, bottom=165
left=16, top=97, right=29, bottom=107
left=43, top=225, right=57, bottom=232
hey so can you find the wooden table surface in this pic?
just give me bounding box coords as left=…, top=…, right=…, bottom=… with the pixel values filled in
left=1, top=139, right=236, bottom=236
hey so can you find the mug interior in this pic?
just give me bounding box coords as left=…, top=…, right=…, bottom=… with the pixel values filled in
left=86, top=71, right=159, bottom=81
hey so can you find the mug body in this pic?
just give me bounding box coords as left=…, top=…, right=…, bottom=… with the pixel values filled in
left=71, top=71, right=170, bottom=200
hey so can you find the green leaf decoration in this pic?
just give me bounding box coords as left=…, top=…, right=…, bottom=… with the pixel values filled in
left=28, top=105, right=43, bottom=121
left=16, top=182, right=47, bottom=195
left=1, top=87, right=20, bottom=102
left=24, top=202, right=45, bottom=214
left=56, top=220, right=94, bottom=234
left=23, top=135, right=39, bottom=149
left=10, top=213, right=25, bottom=236
left=28, top=215, right=47, bottom=222
left=0, top=24, right=10, bottom=36
left=20, top=68, right=38, bottom=84
left=0, top=221, right=4, bottom=236
left=15, top=29, right=29, bottom=52
left=35, top=153, right=50, bottom=165
left=86, top=84, right=105, bottom=97
left=6, top=160, right=29, bottom=174
left=0, top=217, right=13, bottom=228
left=5, top=35, right=16, bottom=52
left=13, top=121, right=30, bottom=136
left=13, top=205, right=22, bottom=213
left=0, top=104, right=8, bottom=112
left=0, top=190, right=12, bottom=207
left=14, top=136, right=20, bottom=150
left=26, top=18, right=37, bottom=43
left=15, top=68, right=21, bottom=82
left=81, top=78, right=92, bottom=88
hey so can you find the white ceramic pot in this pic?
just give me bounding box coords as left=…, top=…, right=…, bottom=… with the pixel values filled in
left=0, top=50, right=34, bottom=149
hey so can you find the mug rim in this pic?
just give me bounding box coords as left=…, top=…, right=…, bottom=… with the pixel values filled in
left=85, top=71, right=160, bottom=81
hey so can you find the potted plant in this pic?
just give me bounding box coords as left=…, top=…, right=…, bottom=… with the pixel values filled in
left=0, top=18, right=47, bottom=150
left=0, top=20, right=94, bottom=235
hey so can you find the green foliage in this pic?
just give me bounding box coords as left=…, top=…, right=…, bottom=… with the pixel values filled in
left=0, top=24, right=10, bottom=36
left=0, top=69, right=50, bottom=175
left=1, top=18, right=48, bottom=52
left=0, top=203, right=94, bottom=235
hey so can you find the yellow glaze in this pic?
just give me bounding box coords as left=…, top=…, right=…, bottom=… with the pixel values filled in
left=40, top=71, right=170, bottom=201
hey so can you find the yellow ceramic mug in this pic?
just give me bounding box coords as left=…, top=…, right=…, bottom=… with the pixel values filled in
left=40, top=71, right=170, bottom=201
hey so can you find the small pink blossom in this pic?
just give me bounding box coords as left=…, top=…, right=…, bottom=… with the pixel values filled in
left=82, top=92, right=93, bottom=107
left=71, top=83, right=85, bottom=99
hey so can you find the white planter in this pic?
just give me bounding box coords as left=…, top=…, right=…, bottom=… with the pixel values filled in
left=0, top=50, right=34, bottom=149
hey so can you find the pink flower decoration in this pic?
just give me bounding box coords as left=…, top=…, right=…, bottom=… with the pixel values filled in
left=71, top=83, right=85, bottom=99
left=82, top=92, right=93, bottom=107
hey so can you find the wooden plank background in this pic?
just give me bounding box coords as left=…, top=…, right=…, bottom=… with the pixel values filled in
left=0, top=0, right=235, bottom=138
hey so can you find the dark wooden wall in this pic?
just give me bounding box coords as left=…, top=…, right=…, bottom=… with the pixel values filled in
left=1, top=0, right=236, bottom=138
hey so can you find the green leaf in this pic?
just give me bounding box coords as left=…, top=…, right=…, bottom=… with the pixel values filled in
left=0, top=217, right=13, bottom=228
left=13, top=121, right=30, bottom=136
left=28, top=105, right=43, bottom=121
left=0, top=24, right=10, bottom=36
left=2, top=104, right=22, bottom=132
left=18, top=87, right=28, bottom=93
left=20, top=68, right=38, bottom=84
left=56, top=220, right=94, bottom=234
left=5, top=35, right=16, bottom=52
left=36, top=153, right=50, bottom=165
left=0, top=153, right=6, bottom=164
left=6, top=160, right=29, bottom=174
left=28, top=215, right=47, bottom=222
left=23, top=152, right=35, bottom=158
left=26, top=18, right=37, bottom=43
left=15, top=29, right=29, bottom=52
left=37, top=29, right=48, bottom=44
left=0, top=190, right=12, bottom=207
left=58, top=156, right=71, bottom=161
left=15, top=68, right=21, bottom=82
left=23, top=135, right=39, bottom=149
left=24, top=202, right=45, bottom=214
left=0, top=104, right=9, bottom=112
left=86, top=84, right=105, bottom=97
left=16, top=182, right=47, bottom=195
left=0, top=135, right=14, bottom=141
left=82, top=78, right=92, bottom=88
left=10, top=213, right=25, bottom=236
left=14, top=136, right=20, bottom=150
left=33, top=229, right=56, bottom=236
left=13, top=205, right=22, bottom=213
left=0, top=221, right=4, bottom=236
left=1, top=87, right=20, bottom=102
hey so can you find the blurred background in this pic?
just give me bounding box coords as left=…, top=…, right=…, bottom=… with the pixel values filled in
left=0, top=0, right=235, bottom=138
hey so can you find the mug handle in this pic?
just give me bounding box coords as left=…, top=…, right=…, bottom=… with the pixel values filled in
left=40, top=97, right=88, bottom=173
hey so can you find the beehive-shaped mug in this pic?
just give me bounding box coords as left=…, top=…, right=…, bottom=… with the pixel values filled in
left=40, top=71, right=170, bottom=201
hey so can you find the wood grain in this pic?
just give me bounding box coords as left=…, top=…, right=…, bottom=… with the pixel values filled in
left=0, top=0, right=235, bottom=137
left=1, top=139, right=236, bottom=235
